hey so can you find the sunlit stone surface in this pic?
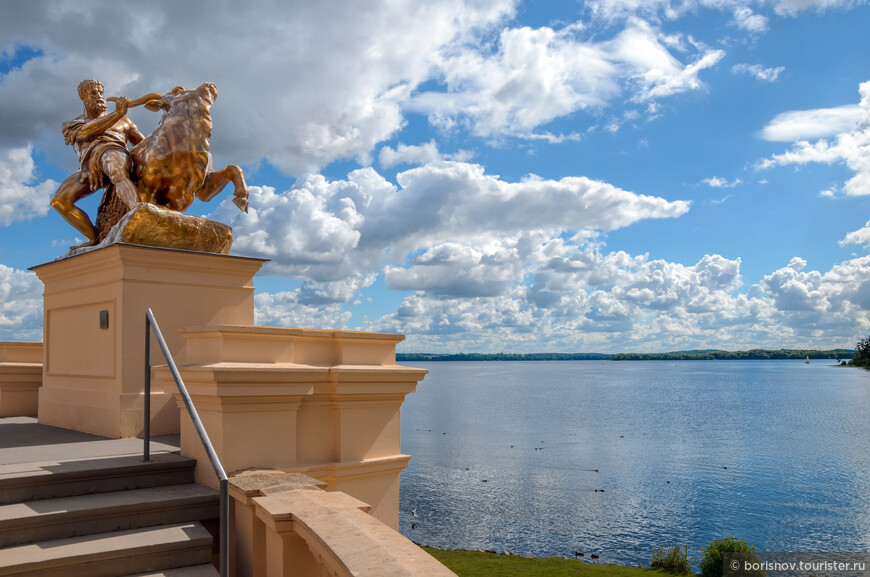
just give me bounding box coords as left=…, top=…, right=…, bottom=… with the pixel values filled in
left=102, top=203, right=232, bottom=254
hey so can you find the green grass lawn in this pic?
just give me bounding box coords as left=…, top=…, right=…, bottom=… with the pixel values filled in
left=422, top=547, right=672, bottom=577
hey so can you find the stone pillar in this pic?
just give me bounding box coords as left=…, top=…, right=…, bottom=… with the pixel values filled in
left=30, top=244, right=266, bottom=437
left=164, top=365, right=318, bottom=488
left=228, top=471, right=326, bottom=577
left=245, top=471, right=457, bottom=577
left=293, top=364, right=420, bottom=528
left=0, top=342, right=43, bottom=417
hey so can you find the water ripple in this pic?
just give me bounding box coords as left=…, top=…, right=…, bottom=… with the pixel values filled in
left=399, top=361, right=870, bottom=563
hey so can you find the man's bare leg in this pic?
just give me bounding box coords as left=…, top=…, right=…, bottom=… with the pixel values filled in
left=50, top=172, right=98, bottom=244
left=101, top=149, right=138, bottom=209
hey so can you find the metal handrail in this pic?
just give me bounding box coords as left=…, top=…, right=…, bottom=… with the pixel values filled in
left=144, top=308, right=229, bottom=577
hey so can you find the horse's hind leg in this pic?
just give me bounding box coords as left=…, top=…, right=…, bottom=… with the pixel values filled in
left=195, top=165, right=249, bottom=213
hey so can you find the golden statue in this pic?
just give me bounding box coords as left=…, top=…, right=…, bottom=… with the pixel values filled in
left=52, top=80, right=249, bottom=252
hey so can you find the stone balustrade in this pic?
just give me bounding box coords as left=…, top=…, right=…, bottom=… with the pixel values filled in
left=229, top=469, right=456, bottom=577
left=0, top=342, right=43, bottom=417
left=155, top=324, right=428, bottom=528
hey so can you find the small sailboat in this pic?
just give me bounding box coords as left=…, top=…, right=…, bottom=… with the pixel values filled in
left=805, top=356, right=810, bottom=364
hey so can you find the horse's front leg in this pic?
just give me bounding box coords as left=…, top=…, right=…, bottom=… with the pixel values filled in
left=194, top=165, right=249, bottom=213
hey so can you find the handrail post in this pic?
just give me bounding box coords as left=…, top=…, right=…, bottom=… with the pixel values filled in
left=145, top=307, right=229, bottom=577
left=144, top=312, right=151, bottom=462
left=220, top=478, right=229, bottom=577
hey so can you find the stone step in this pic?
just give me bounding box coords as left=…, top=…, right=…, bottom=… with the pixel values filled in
left=0, top=453, right=196, bottom=505
left=126, top=565, right=219, bottom=577
left=0, top=483, right=219, bottom=548
left=0, top=521, right=213, bottom=577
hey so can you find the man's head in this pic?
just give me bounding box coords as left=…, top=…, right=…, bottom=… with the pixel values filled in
left=78, top=79, right=106, bottom=117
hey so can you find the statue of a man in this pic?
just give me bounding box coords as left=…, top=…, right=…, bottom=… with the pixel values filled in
left=51, top=79, right=144, bottom=245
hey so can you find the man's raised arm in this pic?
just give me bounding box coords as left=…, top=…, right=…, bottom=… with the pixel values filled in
left=75, top=96, right=131, bottom=142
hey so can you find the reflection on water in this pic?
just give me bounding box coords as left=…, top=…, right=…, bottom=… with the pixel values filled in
left=399, top=361, right=870, bottom=565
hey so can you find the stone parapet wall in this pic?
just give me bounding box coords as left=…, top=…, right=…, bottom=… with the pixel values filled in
left=0, top=342, right=43, bottom=417
left=229, top=469, right=456, bottom=577
left=156, top=324, right=427, bottom=529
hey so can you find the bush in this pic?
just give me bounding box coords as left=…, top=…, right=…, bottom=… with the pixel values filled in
left=851, top=336, right=870, bottom=368
left=650, top=544, right=692, bottom=574
left=699, top=536, right=763, bottom=577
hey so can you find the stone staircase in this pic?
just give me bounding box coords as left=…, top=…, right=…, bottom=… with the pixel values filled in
left=0, top=452, right=219, bottom=576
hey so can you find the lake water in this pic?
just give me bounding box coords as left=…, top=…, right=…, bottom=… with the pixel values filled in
left=398, top=360, right=870, bottom=565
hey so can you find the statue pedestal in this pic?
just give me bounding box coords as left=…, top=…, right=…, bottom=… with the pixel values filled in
left=30, top=244, right=266, bottom=437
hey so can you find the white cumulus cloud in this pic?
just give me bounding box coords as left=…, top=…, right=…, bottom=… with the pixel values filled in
left=774, top=0, right=867, bottom=16
left=731, top=7, right=770, bottom=32
left=410, top=19, right=724, bottom=138
left=0, top=0, right=735, bottom=175
left=254, top=291, right=352, bottom=329
left=840, top=221, right=870, bottom=248
left=584, top=0, right=865, bottom=21
left=759, top=80, right=870, bottom=196
left=378, top=140, right=473, bottom=169
left=0, top=146, right=56, bottom=226
left=211, top=161, right=690, bottom=303
left=761, top=105, right=862, bottom=141
left=0, top=265, right=43, bottom=340
left=702, top=176, right=742, bottom=188
left=366, top=245, right=870, bottom=352
left=0, top=0, right=517, bottom=175
left=757, top=256, right=870, bottom=336
left=732, top=63, right=785, bottom=82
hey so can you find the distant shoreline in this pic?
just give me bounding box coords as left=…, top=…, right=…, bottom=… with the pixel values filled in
left=397, top=349, right=855, bottom=362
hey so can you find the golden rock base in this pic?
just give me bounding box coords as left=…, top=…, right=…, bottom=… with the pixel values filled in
left=102, top=203, right=232, bottom=254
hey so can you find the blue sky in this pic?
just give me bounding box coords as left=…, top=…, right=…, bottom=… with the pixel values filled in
left=1, top=0, right=869, bottom=352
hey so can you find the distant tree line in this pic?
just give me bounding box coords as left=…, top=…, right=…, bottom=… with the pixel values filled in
left=610, top=349, right=855, bottom=361
left=396, top=349, right=855, bottom=362
left=396, top=352, right=612, bottom=361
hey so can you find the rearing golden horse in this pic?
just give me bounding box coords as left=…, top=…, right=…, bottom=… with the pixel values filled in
left=122, top=82, right=249, bottom=214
